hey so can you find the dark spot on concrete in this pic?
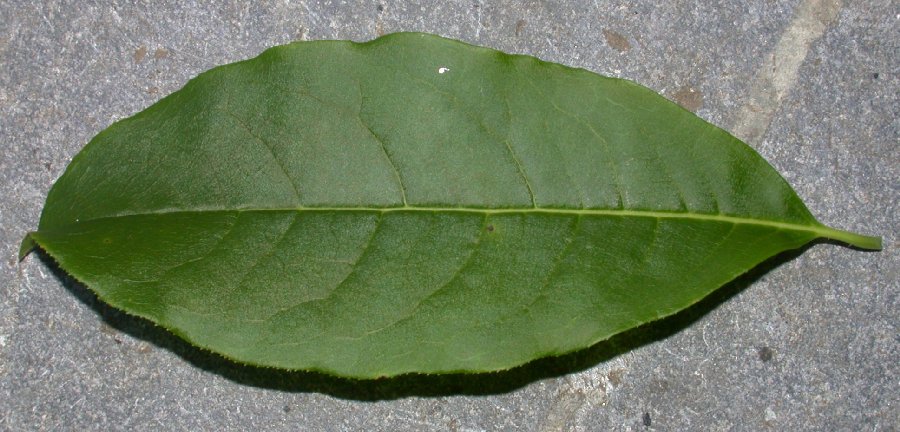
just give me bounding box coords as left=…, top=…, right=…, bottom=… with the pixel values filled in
left=283, top=405, right=291, bottom=413
left=643, top=412, right=651, bottom=426
left=758, top=346, right=774, bottom=362
left=374, top=5, right=385, bottom=36
left=607, top=368, right=625, bottom=387
left=515, top=19, right=526, bottom=36
left=44, top=162, right=52, bottom=171
left=486, top=224, right=494, bottom=232
left=873, top=72, right=879, bottom=79
left=133, top=46, right=147, bottom=63
left=448, top=418, right=460, bottom=432
left=473, top=3, right=479, bottom=8
left=672, top=85, right=704, bottom=112
left=147, top=86, right=159, bottom=95
left=100, top=325, right=124, bottom=344
left=603, top=29, right=631, bottom=52
left=153, top=48, right=168, bottom=59
left=137, top=344, right=152, bottom=354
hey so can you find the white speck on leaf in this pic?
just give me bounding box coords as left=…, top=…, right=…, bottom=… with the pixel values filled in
left=438, top=67, right=449, bottom=74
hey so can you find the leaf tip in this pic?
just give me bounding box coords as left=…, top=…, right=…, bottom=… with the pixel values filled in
left=18, top=233, right=37, bottom=261
left=851, top=234, right=883, bottom=251
left=818, top=226, right=882, bottom=251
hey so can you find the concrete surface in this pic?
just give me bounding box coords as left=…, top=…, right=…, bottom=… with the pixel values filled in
left=1, top=1, right=896, bottom=430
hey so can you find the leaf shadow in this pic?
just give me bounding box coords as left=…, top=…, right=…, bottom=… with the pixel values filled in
left=37, top=244, right=812, bottom=401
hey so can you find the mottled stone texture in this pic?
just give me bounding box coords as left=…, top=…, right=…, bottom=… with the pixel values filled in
left=1, top=1, right=896, bottom=430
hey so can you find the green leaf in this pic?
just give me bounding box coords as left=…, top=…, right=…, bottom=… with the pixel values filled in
left=23, top=32, right=880, bottom=378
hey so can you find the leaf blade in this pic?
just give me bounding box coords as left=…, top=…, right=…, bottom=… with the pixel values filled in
left=27, top=32, right=880, bottom=378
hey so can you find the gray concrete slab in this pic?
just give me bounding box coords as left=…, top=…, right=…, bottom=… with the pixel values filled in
left=1, top=1, right=896, bottom=430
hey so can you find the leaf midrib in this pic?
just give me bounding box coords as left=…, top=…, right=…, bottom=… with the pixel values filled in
left=43, top=205, right=879, bottom=248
